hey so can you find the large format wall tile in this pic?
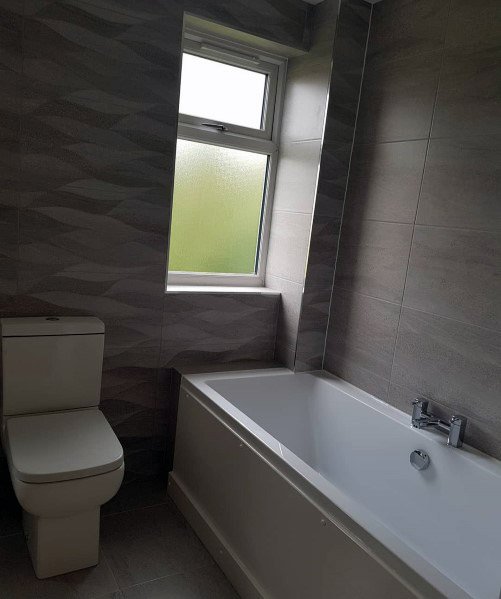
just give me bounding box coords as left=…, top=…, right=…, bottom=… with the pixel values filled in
left=432, top=41, right=501, bottom=138
left=404, top=226, right=501, bottom=331
left=335, top=219, right=413, bottom=303
left=356, top=51, right=441, bottom=143
left=295, top=285, right=331, bottom=371
left=368, top=0, right=449, bottom=63
left=324, top=288, right=400, bottom=399
left=392, top=308, right=501, bottom=432
left=344, top=140, right=427, bottom=224
left=417, top=135, right=501, bottom=231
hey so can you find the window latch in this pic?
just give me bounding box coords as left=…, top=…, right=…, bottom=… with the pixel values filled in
left=202, top=122, right=228, bottom=132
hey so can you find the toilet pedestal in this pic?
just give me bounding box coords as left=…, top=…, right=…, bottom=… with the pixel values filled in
left=23, top=508, right=100, bottom=578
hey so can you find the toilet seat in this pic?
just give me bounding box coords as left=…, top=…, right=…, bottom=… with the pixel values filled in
left=6, top=408, right=123, bottom=484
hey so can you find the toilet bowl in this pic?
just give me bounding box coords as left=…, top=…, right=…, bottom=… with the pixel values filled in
left=0, top=317, right=124, bottom=578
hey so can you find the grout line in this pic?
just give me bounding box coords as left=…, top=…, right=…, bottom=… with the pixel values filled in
left=388, top=0, right=455, bottom=391
left=321, top=1, right=373, bottom=371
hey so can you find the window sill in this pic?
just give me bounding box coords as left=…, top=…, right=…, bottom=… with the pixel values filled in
left=166, top=285, right=280, bottom=295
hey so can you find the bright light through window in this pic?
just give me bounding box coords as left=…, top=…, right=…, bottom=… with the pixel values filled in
left=179, top=53, right=267, bottom=129
left=168, top=140, right=268, bottom=275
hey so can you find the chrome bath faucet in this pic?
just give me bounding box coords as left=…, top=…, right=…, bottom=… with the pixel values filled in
left=411, top=399, right=467, bottom=448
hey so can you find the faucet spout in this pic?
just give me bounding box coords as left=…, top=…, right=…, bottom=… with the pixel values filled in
left=411, top=399, right=467, bottom=448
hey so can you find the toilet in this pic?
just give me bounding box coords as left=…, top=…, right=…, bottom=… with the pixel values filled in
left=0, top=316, right=124, bottom=579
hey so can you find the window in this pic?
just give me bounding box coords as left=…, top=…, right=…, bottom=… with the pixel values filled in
left=168, top=30, right=286, bottom=286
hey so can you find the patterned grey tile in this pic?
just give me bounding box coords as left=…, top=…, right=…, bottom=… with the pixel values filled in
left=101, top=503, right=213, bottom=589
left=392, top=308, right=501, bottom=432
left=335, top=220, right=413, bottom=303
left=295, top=285, right=331, bottom=372
left=0, top=533, right=120, bottom=599
left=368, top=0, right=449, bottom=63
left=344, top=140, right=427, bottom=224
left=184, top=0, right=308, bottom=51
left=266, top=274, right=302, bottom=350
left=417, top=135, right=501, bottom=231
left=266, top=210, right=312, bottom=284
left=314, top=141, right=353, bottom=219
left=323, top=0, right=371, bottom=145
left=356, top=51, right=441, bottom=143
left=404, top=226, right=501, bottom=330
left=122, top=565, right=238, bottom=599
left=324, top=288, right=400, bottom=400
left=304, top=215, right=341, bottom=288
left=17, top=270, right=165, bottom=347
left=275, top=341, right=296, bottom=370
left=272, top=140, right=322, bottom=214
left=161, top=292, right=279, bottom=367
left=432, top=41, right=501, bottom=138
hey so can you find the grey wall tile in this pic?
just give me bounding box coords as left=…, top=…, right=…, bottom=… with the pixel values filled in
left=314, top=141, right=352, bottom=219
left=161, top=292, right=279, bottom=367
left=344, top=140, right=427, bottom=224
left=445, top=0, right=500, bottom=50
left=404, top=226, right=501, bottom=330
left=275, top=341, right=296, bottom=369
left=417, top=135, right=501, bottom=230
left=392, top=308, right=501, bottom=431
left=272, top=140, right=322, bottom=214
left=432, top=42, right=501, bottom=138
left=368, top=0, right=449, bottom=62
left=335, top=220, right=413, bottom=303
left=324, top=288, right=400, bottom=399
left=266, top=274, right=302, bottom=349
left=295, top=285, right=331, bottom=371
left=266, top=210, right=311, bottom=284
left=356, top=51, right=441, bottom=143
left=304, top=215, right=341, bottom=288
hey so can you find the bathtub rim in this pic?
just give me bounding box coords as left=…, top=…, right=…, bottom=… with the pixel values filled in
left=179, top=368, right=468, bottom=599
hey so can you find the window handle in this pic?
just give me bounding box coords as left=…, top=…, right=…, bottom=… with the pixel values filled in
left=202, top=122, right=228, bottom=132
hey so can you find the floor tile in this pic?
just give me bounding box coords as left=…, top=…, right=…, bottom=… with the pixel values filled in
left=122, top=565, right=238, bottom=599
left=0, top=534, right=120, bottom=599
left=101, top=503, right=213, bottom=589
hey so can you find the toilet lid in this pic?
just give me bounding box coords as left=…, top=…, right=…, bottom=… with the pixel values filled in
left=6, top=409, right=124, bottom=483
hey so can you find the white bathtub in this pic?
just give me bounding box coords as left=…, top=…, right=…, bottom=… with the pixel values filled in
left=169, top=369, right=501, bottom=599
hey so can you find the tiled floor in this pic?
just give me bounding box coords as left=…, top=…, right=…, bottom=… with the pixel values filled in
left=0, top=475, right=239, bottom=599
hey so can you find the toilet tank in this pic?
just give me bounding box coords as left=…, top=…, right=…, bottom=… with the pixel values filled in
left=0, top=317, right=105, bottom=416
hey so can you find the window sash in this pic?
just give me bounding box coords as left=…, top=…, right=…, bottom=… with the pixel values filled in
left=168, top=32, right=285, bottom=287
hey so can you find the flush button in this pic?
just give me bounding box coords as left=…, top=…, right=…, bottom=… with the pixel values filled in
left=410, top=450, right=430, bottom=471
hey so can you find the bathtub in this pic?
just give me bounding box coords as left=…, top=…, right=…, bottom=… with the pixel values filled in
left=168, top=369, right=501, bottom=599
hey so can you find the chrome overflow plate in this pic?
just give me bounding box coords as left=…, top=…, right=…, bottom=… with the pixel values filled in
left=410, top=449, right=430, bottom=471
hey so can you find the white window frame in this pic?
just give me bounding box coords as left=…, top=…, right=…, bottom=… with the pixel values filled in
left=168, top=29, right=287, bottom=287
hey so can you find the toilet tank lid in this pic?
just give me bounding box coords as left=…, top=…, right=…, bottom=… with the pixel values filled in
left=0, top=316, right=105, bottom=337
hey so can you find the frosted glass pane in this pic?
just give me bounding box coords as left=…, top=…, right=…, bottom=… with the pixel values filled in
left=179, top=53, right=267, bottom=129
left=169, top=140, right=268, bottom=274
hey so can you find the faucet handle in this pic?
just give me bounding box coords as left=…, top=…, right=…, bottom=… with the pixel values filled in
left=412, top=398, right=429, bottom=421
left=448, top=415, right=467, bottom=448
